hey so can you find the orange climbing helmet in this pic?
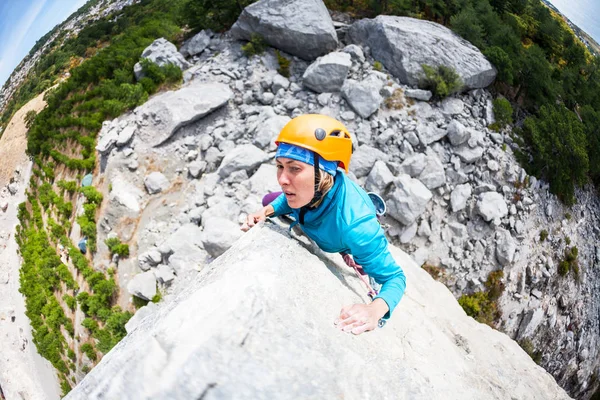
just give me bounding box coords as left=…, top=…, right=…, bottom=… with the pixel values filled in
left=275, top=114, right=353, bottom=173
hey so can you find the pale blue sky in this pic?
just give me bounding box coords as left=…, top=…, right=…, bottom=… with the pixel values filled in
left=0, top=0, right=88, bottom=88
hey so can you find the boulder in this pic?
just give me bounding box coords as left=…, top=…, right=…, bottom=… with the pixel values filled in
left=110, top=174, right=144, bottom=213
left=230, top=0, right=338, bottom=60
left=476, top=192, right=508, bottom=222
left=248, top=164, right=281, bottom=196
left=217, top=144, right=270, bottom=178
left=201, top=217, right=244, bottom=258
left=417, top=123, right=447, bottom=146
left=342, top=44, right=365, bottom=62
left=441, top=98, right=465, bottom=115
left=127, top=271, right=157, bottom=301
left=418, top=153, right=446, bottom=190
left=134, top=38, right=191, bottom=81
left=404, top=89, right=432, bottom=101
left=64, top=224, right=570, bottom=400
left=188, top=161, right=207, bottom=179
left=162, top=224, right=207, bottom=275
left=302, top=52, right=351, bottom=93
left=450, top=183, right=472, bottom=212
left=271, top=74, right=290, bottom=93
left=454, top=144, right=483, bottom=164
left=400, top=153, right=427, bottom=177
left=495, top=229, right=516, bottom=266
left=347, top=16, right=496, bottom=90
left=154, top=264, right=176, bottom=284
left=365, top=161, right=395, bottom=193
left=144, top=172, right=170, bottom=195
left=136, top=83, right=232, bottom=146
left=180, top=30, right=212, bottom=57
left=350, top=145, right=389, bottom=178
left=0, top=201, right=8, bottom=212
left=387, top=174, right=433, bottom=225
left=446, top=120, right=470, bottom=146
left=116, top=126, right=136, bottom=147
left=341, top=76, right=384, bottom=118
left=253, top=116, right=291, bottom=150
left=138, top=249, right=163, bottom=271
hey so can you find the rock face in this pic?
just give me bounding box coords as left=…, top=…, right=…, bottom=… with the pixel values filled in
left=64, top=224, right=570, bottom=400
left=136, top=82, right=232, bottom=146
left=180, top=30, right=212, bottom=57
left=347, top=16, right=497, bottom=90
left=230, top=0, right=338, bottom=60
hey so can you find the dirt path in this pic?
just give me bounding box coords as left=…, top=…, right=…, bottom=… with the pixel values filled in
left=0, top=92, right=61, bottom=399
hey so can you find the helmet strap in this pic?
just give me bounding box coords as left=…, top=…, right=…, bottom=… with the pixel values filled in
left=299, top=152, right=323, bottom=225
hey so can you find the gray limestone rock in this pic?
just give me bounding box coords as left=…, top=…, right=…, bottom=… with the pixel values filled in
left=400, top=153, right=427, bottom=177
left=495, top=228, right=516, bottom=266
left=450, top=183, right=472, bottom=213
left=180, top=30, right=212, bottom=57
left=418, top=153, right=446, bottom=190
left=454, top=144, right=483, bottom=164
left=387, top=174, right=433, bottom=225
left=341, top=76, right=384, bottom=118
left=350, top=145, right=389, bottom=178
left=116, top=126, right=136, bottom=147
left=446, top=120, right=470, bottom=146
left=230, top=0, right=338, bottom=60
left=64, top=224, right=570, bottom=400
left=127, top=271, right=157, bottom=301
left=144, top=172, right=170, bottom=195
left=302, top=52, right=351, bottom=93
left=404, top=89, right=432, bottom=102
left=154, top=264, right=176, bottom=285
left=248, top=164, right=281, bottom=196
left=417, top=123, right=447, bottom=146
left=138, top=249, right=162, bottom=271
left=134, top=38, right=191, bottom=80
left=342, top=44, right=365, bottom=62
left=365, top=161, right=395, bottom=193
left=201, top=217, right=244, bottom=258
left=217, top=144, right=270, bottom=178
left=124, top=302, right=158, bottom=334
left=347, top=16, right=496, bottom=90
left=253, top=116, right=291, bottom=150
left=477, top=192, right=508, bottom=222
left=136, top=83, right=232, bottom=146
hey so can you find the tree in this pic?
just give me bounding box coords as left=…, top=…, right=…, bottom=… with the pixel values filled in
left=520, top=105, right=588, bottom=205
left=484, top=46, right=514, bottom=84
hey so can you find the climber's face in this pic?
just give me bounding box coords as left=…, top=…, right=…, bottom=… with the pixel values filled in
left=276, top=157, right=315, bottom=209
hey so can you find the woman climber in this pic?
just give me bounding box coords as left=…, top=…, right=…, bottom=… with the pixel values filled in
left=240, top=114, right=406, bottom=335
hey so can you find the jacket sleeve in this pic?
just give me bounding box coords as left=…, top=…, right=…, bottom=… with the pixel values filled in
left=269, top=193, right=293, bottom=217
left=344, top=215, right=406, bottom=320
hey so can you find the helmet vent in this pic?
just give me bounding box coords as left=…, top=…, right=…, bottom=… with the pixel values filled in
left=329, top=130, right=350, bottom=138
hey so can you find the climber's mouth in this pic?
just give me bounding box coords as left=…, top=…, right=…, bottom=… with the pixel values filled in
left=284, top=191, right=295, bottom=198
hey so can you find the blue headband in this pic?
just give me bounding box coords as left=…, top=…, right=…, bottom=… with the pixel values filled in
left=276, top=143, right=338, bottom=176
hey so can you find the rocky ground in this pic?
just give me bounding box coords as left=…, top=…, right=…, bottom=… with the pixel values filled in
left=88, top=10, right=598, bottom=396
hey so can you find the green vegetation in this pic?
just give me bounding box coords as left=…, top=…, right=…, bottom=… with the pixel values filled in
left=558, top=246, right=579, bottom=277
left=275, top=50, right=290, bottom=78
left=458, top=270, right=504, bottom=326
left=373, top=61, right=383, bottom=71
left=492, top=97, right=513, bottom=129
left=540, top=229, right=548, bottom=242
left=419, top=64, right=463, bottom=99
left=181, top=0, right=256, bottom=33
left=241, top=33, right=267, bottom=57
left=105, top=237, right=130, bottom=258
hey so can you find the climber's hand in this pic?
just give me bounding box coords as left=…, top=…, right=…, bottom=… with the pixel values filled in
left=334, top=299, right=389, bottom=335
left=240, top=205, right=274, bottom=232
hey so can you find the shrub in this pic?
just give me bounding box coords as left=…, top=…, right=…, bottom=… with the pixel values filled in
left=275, top=50, right=290, bottom=78
left=492, top=97, right=513, bottom=128
left=384, top=89, right=405, bottom=110
left=518, top=339, right=542, bottom=364
left=421, top=264, right=444, bottom=281
left=373, top=61, right=383, bottom=71
left=24, top=110, right=38, bottom=128
left=80, top=343, right=97, bottom=361
left=105, top=237, right=130, bottom=258
left=419, top=64, right=462, bottom=99
left=242, top=34, right=267, bottom=57
left=458, top=270, right=504, bottom=326
left=540, top=230, right=548, bottom=242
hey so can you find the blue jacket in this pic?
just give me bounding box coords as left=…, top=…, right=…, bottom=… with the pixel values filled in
left=270, top=172, right=406, bottom=319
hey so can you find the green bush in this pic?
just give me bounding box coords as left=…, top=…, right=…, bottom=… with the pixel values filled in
left=373, top=61, right=383, bottom=71
left=540, top=230, right=548, bottom=242
left=492, top=98, right=513, bottom=128
left=242, top=34, right=267, bottom=57
left=181, top=0, right=256, bottom=33
left=458, top=271, right=504, bottom=326
left=275, top=50, right=290, bottom=78
left=419, top=64, right=463, bottom=99
left=80, top=343, right=97, bottom=361
left=105, top=237, right=130, bottom=257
